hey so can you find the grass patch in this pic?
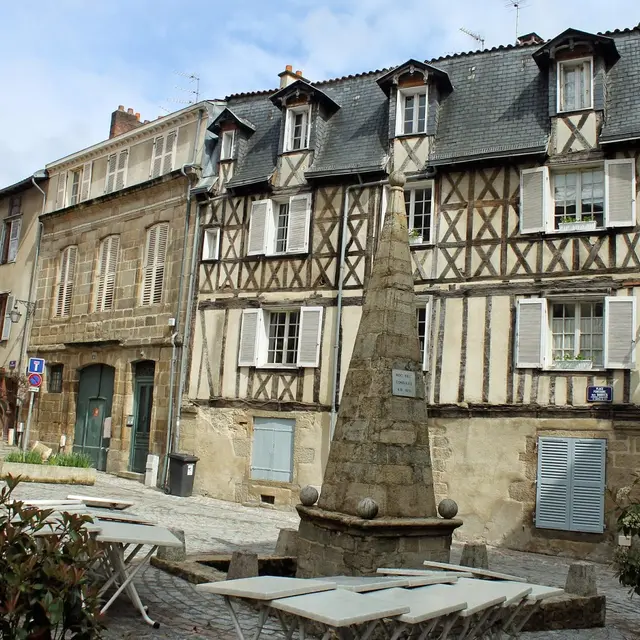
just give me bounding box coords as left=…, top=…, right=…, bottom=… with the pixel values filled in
left=4, top=451, right=93, bottom=468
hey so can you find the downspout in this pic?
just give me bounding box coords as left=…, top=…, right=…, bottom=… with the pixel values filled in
left=329, top=177, right=387, bottom=440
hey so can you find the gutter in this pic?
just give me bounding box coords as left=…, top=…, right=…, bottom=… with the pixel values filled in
left=600, top=134, right=640, bottom=145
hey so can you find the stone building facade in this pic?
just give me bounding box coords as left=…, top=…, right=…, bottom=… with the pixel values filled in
left=27, top=101, right=222, bottom=478
left=184, top=27, right=640, bottom=559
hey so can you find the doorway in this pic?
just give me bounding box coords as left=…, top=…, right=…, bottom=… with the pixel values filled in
left=130, top=361, right=155, bottom=473
left=74, top=364, right=114, bottom=471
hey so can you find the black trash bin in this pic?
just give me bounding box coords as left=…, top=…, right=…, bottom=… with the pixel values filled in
left=168, top=453, right=200, bottom=497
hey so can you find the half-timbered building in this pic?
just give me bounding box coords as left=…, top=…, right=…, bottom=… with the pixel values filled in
left=186, top=27, right=640, bottom=558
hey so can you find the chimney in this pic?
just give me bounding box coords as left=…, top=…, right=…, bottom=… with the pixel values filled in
left=517, top=32, right=544, bottom=46
left=278, top=64, right=299, bottom=88
left=109, top=105, right=143, bottom=139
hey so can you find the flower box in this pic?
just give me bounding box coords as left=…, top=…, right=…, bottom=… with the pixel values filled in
left=0, top=461, right=96, bottom=485
left=409, top=235, right=423, bottom=245
left=558, top=220, right=597, bottom=233
left=552, top=360, right=593, bottom=371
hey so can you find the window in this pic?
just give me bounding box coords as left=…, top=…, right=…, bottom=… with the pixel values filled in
left=247, top=194, right=312, bottom=256
left=47, top=364, right=63, bottom=393
left=150, top=132, right=176, bottom=179
left=94, top=235, right=120, bottom=312
left=69, top=169, right=82, bottom=206
left=251, top=417, right=295, bottom=482
left=1, top=216, right=21, bottom=263
left=8, top=195, right=21, bottom=217
left=284, top=106, right=311, bottom=152
left=54, top=246, right=77, bottom=318
left=202, top=228, right=220, bottom=261
left=416, top=299, right=432, bottom=371
left=141, top=223, right=168, bottom=305
left=397, top=88, right=427, bottom=135
left=520, top=159, right=636, bottom=234
left=515, top=296, right=636, bottom=370
left=238, top=306, right=323, bottom=368
left=0, top=293, right=13, bottom=341
left=106, top=149, right=129, bottom=193
left=220, top=130, right=236, bottom=161
left=536, top=437, right=605, bottom=534
left=404, top=183, right=434, bottom=243
left=558, top=59, right=592, bottom=112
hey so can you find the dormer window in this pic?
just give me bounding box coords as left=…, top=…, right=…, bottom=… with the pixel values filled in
left=284, top=105, right=311, bottom=152
left=398, top=87, right=427, bottom=135
left=558, top=58, right=592, bottom=112
left=220, top=130, right=236, bottom=161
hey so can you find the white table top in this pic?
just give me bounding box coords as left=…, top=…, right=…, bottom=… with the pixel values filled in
left=423, top=560, right=527, bottom=582
left=500, top=581, right=564, bottom=602
left=457, top=578, right=532, bottom=607
left=21, top=499, right=85, bottom=507
left=378, top=567, right=471, bottom=579
left=413, top=583, right=506, bottom=617
left=314, top=576, right=410, bottom=592
left=94, top=520, right=182, bottom=547
left=67, top=494, right=134, bottom=510
left=196, top=576, right=337, bottom=600
left=270, top=589, right=410, bottom=627
left=366, top=587, right=468, bottom=624
left=87, top=508, right=153, bottom=524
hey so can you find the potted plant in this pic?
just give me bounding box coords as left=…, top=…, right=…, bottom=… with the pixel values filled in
left=408, top=228, right=423, bottom=245
left=552, top=352, right=593, bottom=370
left=557, top=214, right=597, bottom=233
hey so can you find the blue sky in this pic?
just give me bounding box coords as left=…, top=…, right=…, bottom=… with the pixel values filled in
left=0, top=0, right=638, bottom=186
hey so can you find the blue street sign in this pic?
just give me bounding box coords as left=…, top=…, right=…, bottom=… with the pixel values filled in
left=587, top=386, right=613, bottom=403
left=27, top=357, right=45, bottom=374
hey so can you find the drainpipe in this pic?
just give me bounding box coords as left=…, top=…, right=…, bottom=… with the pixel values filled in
left=329, top=177, right=387, bottom=440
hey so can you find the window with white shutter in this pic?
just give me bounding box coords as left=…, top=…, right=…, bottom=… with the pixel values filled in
left=604, top=296, right=636, bottom=369
left=220, top=130, right=236, bottom=160
left=105, top=154, right=118, bottom=194
left=247, top=200, right=270, bottom=256
left=284, top=106, right=311, bottom=152
left=54, top=246, right=77, bottom=318
left=80, top=162, right=92, bottom=201
left=1, top=294, right=14, bottom=341
left=115, top=149, right=128, bottom=190
left=94, top=235, right=120, bottom=312
left=605, top=159, right=636, bottom=228
left=251, top=417, right=295, bottom=482
left=297, top=307, right=323, bottom=367
left=515, top=299, right=546, bottom=368
left=69, top=169, right=82, bottom=206
left=238, top=309, right=261, bottom=366
left=150, top=136, right=164, bottom=179
left=55, top=172, right=67, bottom=209
left=1, top=217, right=22, bottom=263
left=520, top=167, right=549, bottom=234
left=536, top=437, right=606, bottom=534
left=162, top=131, right=176, bottom=174
left=202, top=228, right=220, bottom=261
left=286, top=194, right=312, bottom=253
left=141, top=223, right=169, bottom=306
left=417, top=298, right=432, bottom=371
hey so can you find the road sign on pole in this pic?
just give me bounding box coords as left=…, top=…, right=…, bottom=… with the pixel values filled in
left=28, top=373, right=42, bottom=388
left=28, top=358, right=45, bottom=374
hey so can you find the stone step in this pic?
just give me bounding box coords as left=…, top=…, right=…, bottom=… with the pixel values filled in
left=115, top=471, right=145, bottom=483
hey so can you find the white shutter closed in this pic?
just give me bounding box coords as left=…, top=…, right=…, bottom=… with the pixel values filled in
left=570, top=439, right=606, bottom=534
left=604, top=296, right=636, bottom=369
left=55, top=172, right=67, bottom=209
left=515, top=298, right=546, bottom=368
left=105, top=154, right=117, bottom=193
left=238, top=309, right=261, bottom=366
left=95, top=236, right=120, bottom=311
left=142, top=224, right=168, bottom=305
left=605, top=159, right=636, bottom=227
left=162, top=130, right=177, bottom=174
left=80, top=162, right=92, bottom=201
left=151, top=136, right=164, bottom=179
left=7, top=218, right=21, bottom=262
left=55, top=246, right=77, bottom=317
left=419, top=297, right=432, bottom=371
left=519, top=167, right=549, bottom=234
left=286, top=194, right=312, bottom=253
left=1, top=295, right=14, bottom=341
left=115, top=149, right=129, bottom=190
left=535, top=437, right=570, bottom=531
left=297, top=306, right=323, bottom=367
left=248, top=200, right=270, bottom=256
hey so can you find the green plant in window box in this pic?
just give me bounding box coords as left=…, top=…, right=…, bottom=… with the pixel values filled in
left=408, top=228, right=423, bottom=245
left=561, top=215, right=577, bottom=224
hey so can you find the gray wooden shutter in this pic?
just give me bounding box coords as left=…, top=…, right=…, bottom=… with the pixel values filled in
left=297, top=306, right=323, bottom=367
left=247, top=200, right=270, bottom=256
left=515, top=298, right=546, bottom=368
left=605, top=159, right=636, bottom=228
left=142, top=224, right=168, bottom=305
left=55, top=172, right=67, bottom=209
left=605, top=296, right=636, bottom=369
left=251, top=417, right=294, bottom=482
left=105, top=154, right=117, bottom=193
left=80, top=162, right=92, bottom=201
left=162, top=131, right=176, bottom=174
left=1, top=294, right=14, bottom=341
left=519, top=167, right=549, bottom=234
left=56, top=246, right=77, bottom=317
left=238, top=309, right=260, bottom=366
left=286, top=194, right=312, bottom=253
left=570, top=439, right=606, bottom=534
left=95, top=239, right=109, bottom=311
left=7, top=218, right=21, bottom=262
left=536, top=437, right=570, bottom=531
left=115, top=149, right=129, bottom=190
left=142, top=227, right=156, bottom=306
left=151, top=136, right=164, bottom=179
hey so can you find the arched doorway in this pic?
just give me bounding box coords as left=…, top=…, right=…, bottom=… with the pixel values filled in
left=129, top=360, right=155, bottom=473
left=73, top=364, right=114, bottom=471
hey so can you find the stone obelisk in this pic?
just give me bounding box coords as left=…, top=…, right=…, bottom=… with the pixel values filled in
left=296, top=171, right=462, bottom=577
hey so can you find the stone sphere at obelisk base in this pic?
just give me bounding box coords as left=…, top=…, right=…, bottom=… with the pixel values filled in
left=295, top=170, right=463, bottom=578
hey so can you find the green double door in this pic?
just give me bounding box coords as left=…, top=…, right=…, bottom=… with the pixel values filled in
left=129, top=361, right=155, bottom=474
left=74, top=364, right=114, bottom=471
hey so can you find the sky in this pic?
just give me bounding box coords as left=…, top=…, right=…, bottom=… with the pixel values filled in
left=0, top=0, right=638, bottom=186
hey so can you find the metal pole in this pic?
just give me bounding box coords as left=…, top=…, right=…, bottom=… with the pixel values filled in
left=23, top=392, right=35, bottom=451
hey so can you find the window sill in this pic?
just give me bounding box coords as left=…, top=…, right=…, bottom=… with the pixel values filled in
left=409, top=241, right=433, bottom=248
left=248, top=251, right=309, bottom=259
left=201, top=258, right=219, bottom=263
left=219, top=158, right=235, bottom=163
left=394, top=132, right=428, bottom=139
left=281, top=148, right=311, bottom=155
left=556, top=106, right=594, bottom=115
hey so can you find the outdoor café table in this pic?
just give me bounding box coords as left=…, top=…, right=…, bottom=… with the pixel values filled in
left=365, top=585, right=468, bottom=640
left=196, top=576, right=338, bottom=640
left=422, top=560, right=527, bottom=582
left=315, top=574, right=459, bottom=591
left=67, top=494, right=134, bottom=510
left=269, top=588, right=410, bottom=640
left=377, top=567, right=473, bottom=580
left=93, top=519, right=182, bottom=628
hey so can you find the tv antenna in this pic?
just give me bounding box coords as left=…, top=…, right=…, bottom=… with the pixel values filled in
left=174, top=70, right=200, bottom=103
left=460, top=27, right=485, bottom=50
left=505, top=0, right=529, bottom=42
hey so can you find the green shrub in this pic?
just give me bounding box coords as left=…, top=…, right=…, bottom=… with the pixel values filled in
left=0, top=476, right=105, bottom=638
left=4, top=450, right=44, bottom=465
left=613, top=474, right=640, bottom=596
left=47, top=453, right=93, bottom=469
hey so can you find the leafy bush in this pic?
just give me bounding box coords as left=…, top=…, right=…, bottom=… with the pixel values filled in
left=0, top=476, right=105, bottom=638
left=47, top=453, right=93, bottom=469
left=613, top=474, right=640, bottom=596
left=4, top=451, right=44, bottom=465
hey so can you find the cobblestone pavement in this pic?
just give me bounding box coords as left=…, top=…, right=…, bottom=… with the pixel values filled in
left=4, top=470, right=640, bottom=639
